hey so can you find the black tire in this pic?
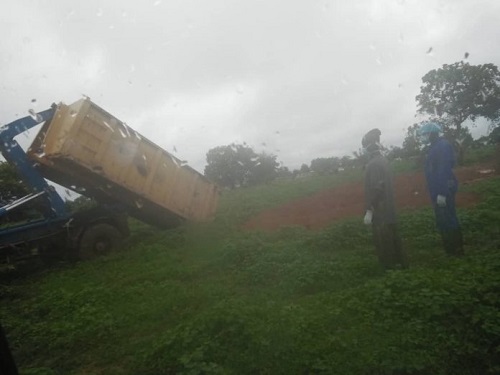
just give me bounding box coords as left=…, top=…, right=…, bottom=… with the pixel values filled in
left=78, top=223, right=123, bottom=260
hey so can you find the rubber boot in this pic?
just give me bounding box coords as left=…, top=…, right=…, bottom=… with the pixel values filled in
left=452, top=228, right=464, bottom=256
left=441, top=229, right=464, bottom=257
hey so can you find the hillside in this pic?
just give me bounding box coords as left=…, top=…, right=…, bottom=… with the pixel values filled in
left=1, top=156, right=500, bottom=375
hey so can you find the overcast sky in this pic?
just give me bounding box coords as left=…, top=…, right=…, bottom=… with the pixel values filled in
left=1, top=0, right=499, bottom=173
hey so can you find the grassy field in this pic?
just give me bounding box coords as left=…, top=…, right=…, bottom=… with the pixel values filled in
left=1, top=157, right=500, bottom=374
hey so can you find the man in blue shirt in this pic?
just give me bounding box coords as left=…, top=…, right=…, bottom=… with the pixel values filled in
left=418, top=122, right=464, bottom=256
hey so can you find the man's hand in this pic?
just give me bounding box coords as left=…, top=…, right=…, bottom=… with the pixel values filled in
left=363, top=210, right=373, bottom=225
left=436, top=195, right=446, bottom=207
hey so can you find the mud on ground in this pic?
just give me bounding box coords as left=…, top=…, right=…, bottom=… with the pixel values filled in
left=243, top=166, right=496, bottom=231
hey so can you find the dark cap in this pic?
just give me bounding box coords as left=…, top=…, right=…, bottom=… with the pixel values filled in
left=362, top=128, right=381, bottom=148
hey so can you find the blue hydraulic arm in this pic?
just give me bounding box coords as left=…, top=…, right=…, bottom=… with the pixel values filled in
left=0, top=107, right=68, bottom=219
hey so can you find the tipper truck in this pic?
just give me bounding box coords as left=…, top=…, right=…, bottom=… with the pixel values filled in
left=0, top=98, right=218, bottom=262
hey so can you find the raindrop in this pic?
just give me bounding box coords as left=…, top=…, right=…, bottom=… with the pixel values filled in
left=341, top=79, right=348, bottom=85
left=28, top=109, right=42, bottom=122
left=109, top=25, right=115, bottom=30
left=102, top=121, right=114, bottom=132
left=426, top=47, right=433, bottom=55
left=129, top=64, right=136, bottom=73
left=170, top=156, right=180, bottom=167
left=70, top=110, right=77, bottom=118
left=369, top=43, right=376, bottom=51
left=375, top=57, right=382, bottom=65
left=135, top=199, right=144, bottom=209
left=154, top=0, right=162, bottom=5
left=118, top=128, right=128, bottom=138
left=122, top=11, right=128, bottom=17
left=120, top=123, right=131, bottom=137
left=97, top=8, right=103, bottom=17
left=464, top=52, right=469, bottom=59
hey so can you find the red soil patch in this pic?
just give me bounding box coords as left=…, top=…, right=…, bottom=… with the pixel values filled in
left=242, top=166, right=496, bottom=232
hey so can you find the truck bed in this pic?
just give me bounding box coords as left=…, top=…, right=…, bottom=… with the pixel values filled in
left=27, top=99, right=218, bottom=228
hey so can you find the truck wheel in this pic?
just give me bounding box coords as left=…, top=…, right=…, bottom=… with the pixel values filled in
left=78, top=223, right=122, bottom=260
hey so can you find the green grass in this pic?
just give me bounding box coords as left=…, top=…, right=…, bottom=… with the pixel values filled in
left=1, top=169, right=500, bottom=374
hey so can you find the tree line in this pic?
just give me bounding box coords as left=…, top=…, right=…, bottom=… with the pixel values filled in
left=204, top=61, right=500, bottom=189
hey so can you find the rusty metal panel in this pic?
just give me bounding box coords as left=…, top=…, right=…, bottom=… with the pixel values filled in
left=27, top=98, right=218, bottom=227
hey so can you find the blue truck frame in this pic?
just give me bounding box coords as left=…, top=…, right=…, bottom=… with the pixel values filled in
left=0, top=106, right=128, bottom=263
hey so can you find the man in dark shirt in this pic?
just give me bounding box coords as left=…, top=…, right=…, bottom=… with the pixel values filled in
left=418, top=122, right=463, bottom=256
left=362, top=128, right=408, bottom=270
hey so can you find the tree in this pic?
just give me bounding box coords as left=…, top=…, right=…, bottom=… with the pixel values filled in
left=386, top=146, right=404, bottom=161
left=277, top=166, right=292, bottom=179
left=204, top=144, right=256, bottom=189
left=416, top=61, right=500, bottom=163
left=299, top=164, right=310, bottom=173
left=401, top=123, right=422, bottom=159
left=0, top=161, right=28, bottom=203
left=247, top=153, right=279, bottom=185
left=310, top=157, right=340, bottom=175
left=204, top=144, right=279, bottom=188
left=340, top=155, right=353, bottom=169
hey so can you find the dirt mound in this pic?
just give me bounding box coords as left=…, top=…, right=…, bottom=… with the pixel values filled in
left=243, top=166, right=495, bottom=232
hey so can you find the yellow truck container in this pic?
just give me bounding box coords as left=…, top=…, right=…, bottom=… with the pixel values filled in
left=27, top=98, right=218, bottom=228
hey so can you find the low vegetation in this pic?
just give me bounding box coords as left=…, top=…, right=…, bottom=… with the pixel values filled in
left=1, top=154, right=499, bottom=374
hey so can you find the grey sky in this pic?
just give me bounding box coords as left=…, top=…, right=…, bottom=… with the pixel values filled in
left=1, top=0, right=499, bottom=173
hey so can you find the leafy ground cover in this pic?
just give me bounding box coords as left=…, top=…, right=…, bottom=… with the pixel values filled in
left=1, top=160, right=499, bottom=374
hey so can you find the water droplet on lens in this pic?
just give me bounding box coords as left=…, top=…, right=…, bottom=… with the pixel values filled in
left=28, top=109, right=43, bottom=122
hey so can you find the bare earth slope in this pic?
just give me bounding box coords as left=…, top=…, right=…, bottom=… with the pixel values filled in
left=243, top=166, right=495, bottom=231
